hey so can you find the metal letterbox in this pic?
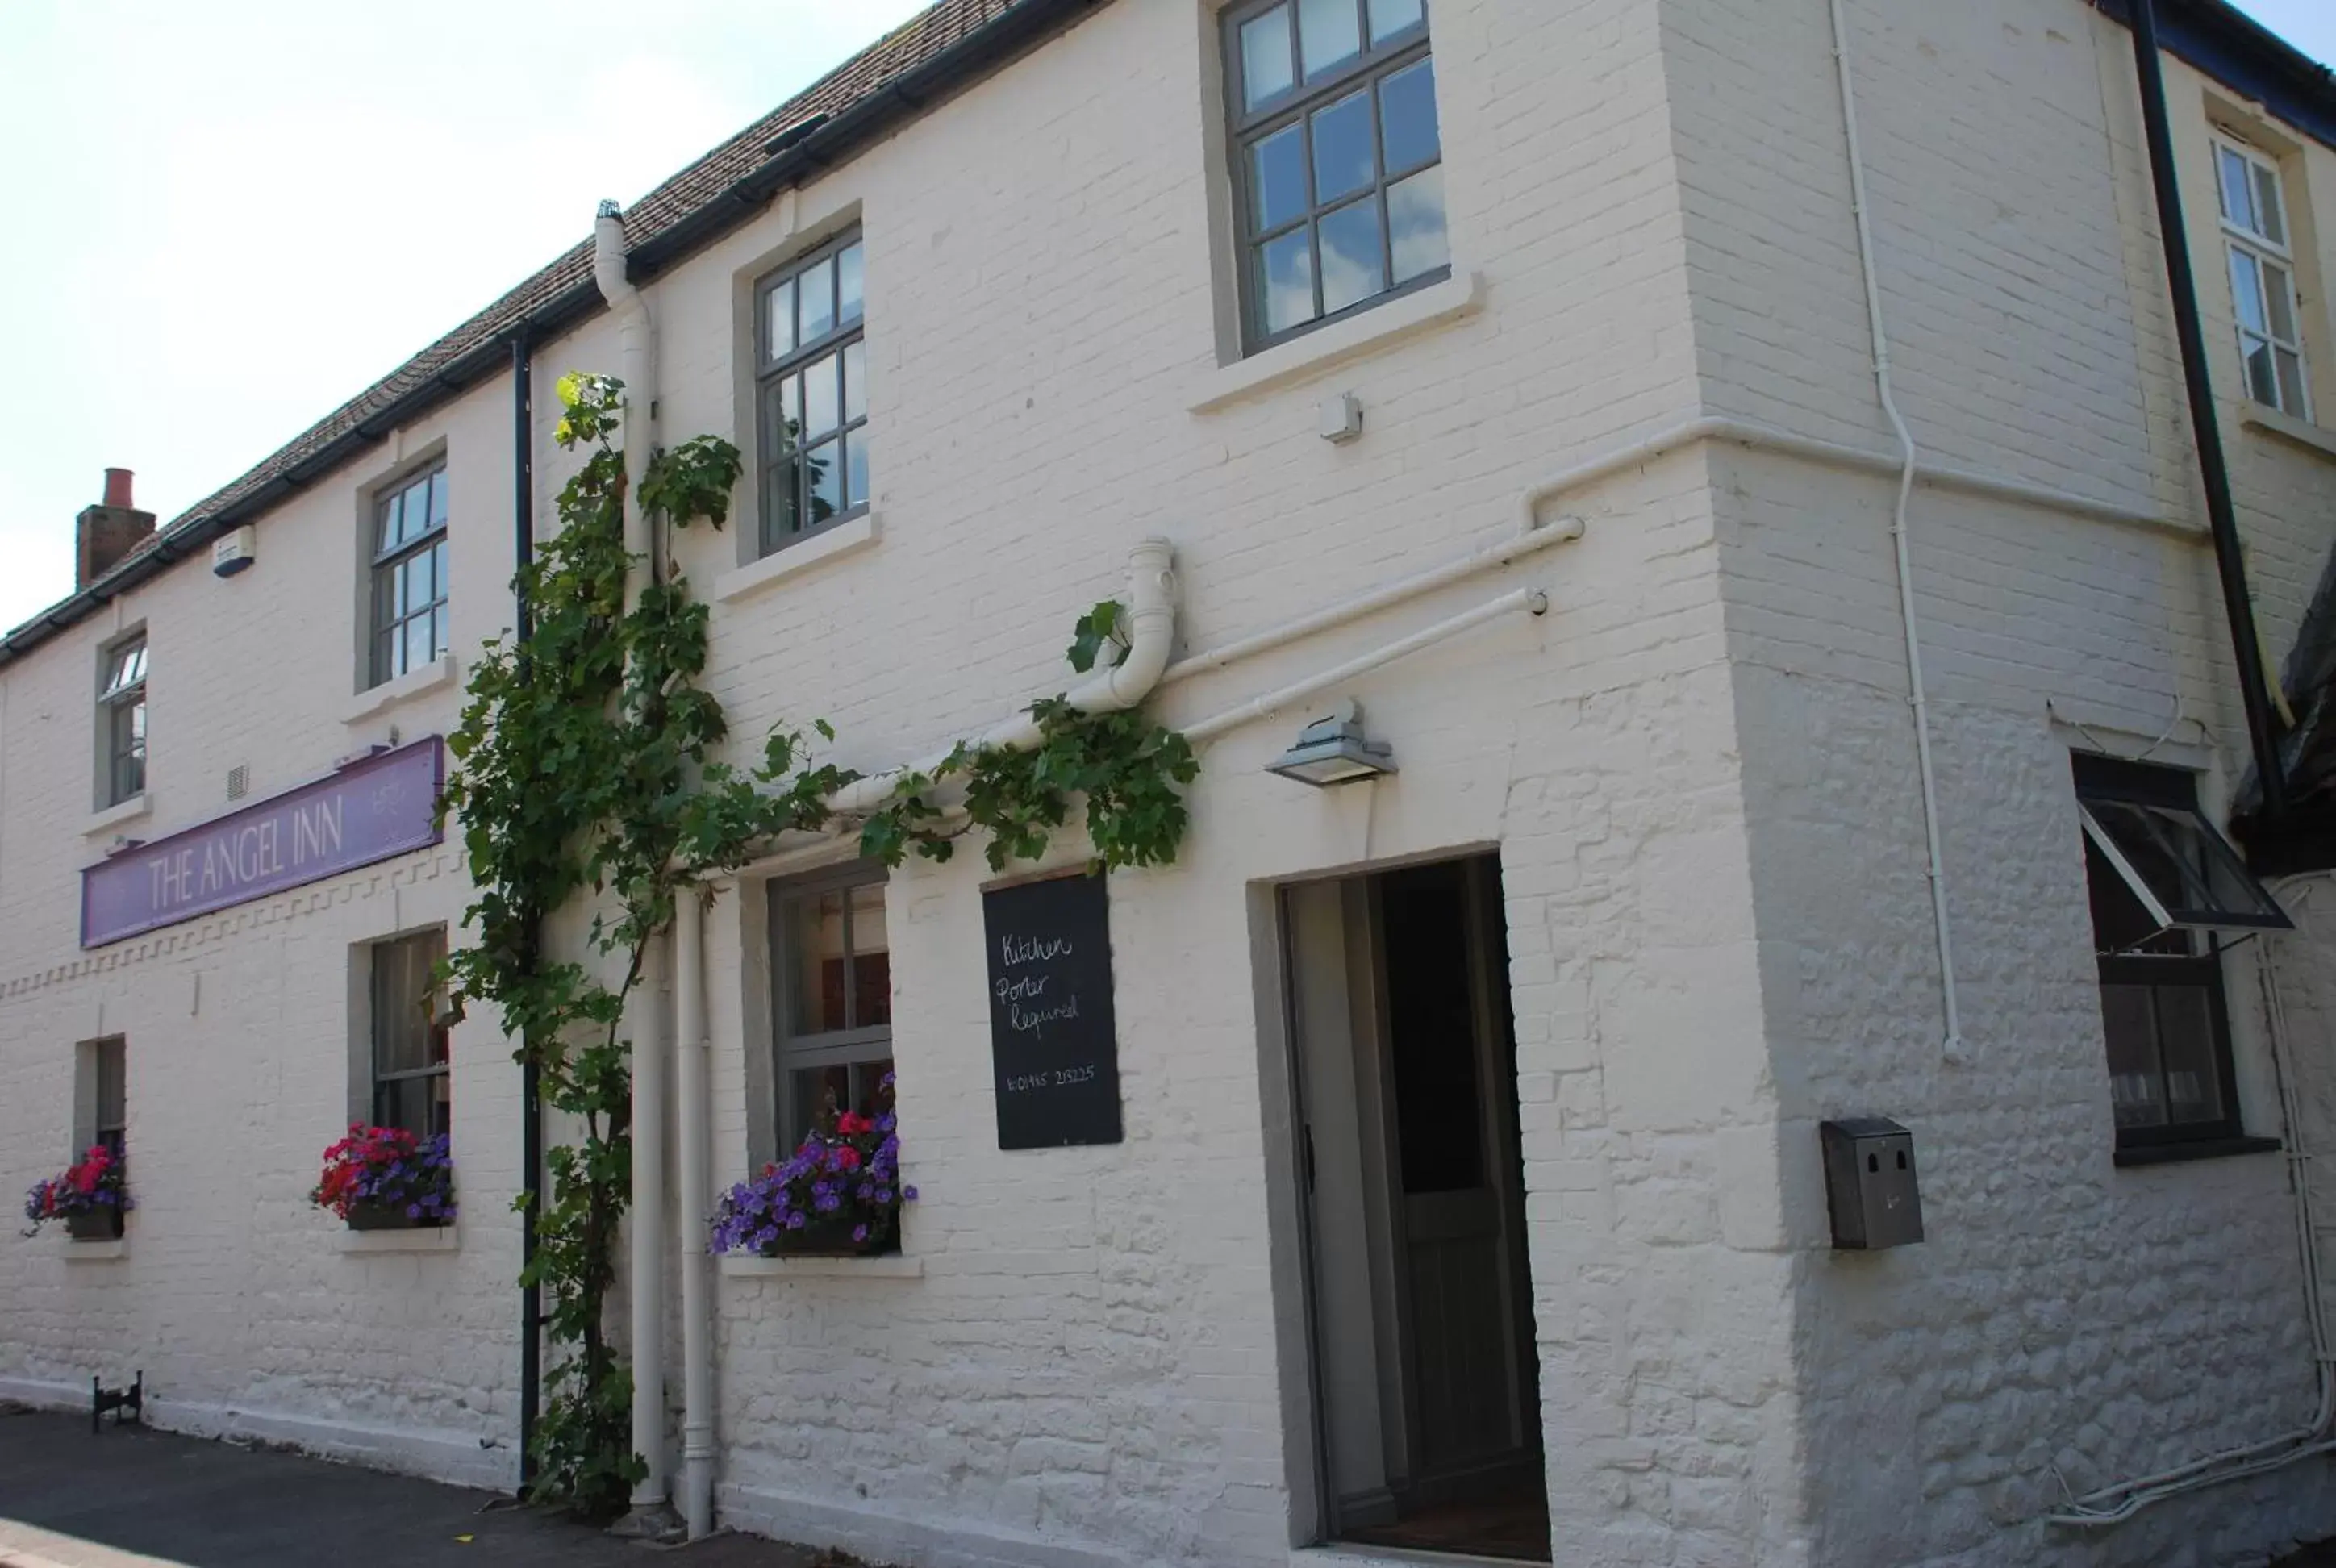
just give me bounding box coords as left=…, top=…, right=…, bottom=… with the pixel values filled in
left=1820, top=1118, right=1924, bottom=1250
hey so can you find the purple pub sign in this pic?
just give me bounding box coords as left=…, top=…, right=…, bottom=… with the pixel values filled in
left=81, top=737, right=445, bottom=949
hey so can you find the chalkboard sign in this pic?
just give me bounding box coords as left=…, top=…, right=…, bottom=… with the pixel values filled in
left=983, top=870, right=1123, bottom=1149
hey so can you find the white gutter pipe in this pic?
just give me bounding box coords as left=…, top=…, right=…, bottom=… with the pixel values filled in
left=674, top=890, right=714, bottom=1540
left=825, top=537, right=1178, bottom=815
left=1830, top=0, right=1963, bottom=1061
left=597, top=199, right=676, bottom=1535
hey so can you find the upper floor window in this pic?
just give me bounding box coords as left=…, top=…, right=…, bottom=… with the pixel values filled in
left=373, top=464, right=448, bottom=687
left=2214, top=135, right=2312, bottom=420
left=1224, top=0, right=1445, bottom=351
left=2072, top=753, right=2288, bottom=1158
left=757, top=232, right=869, bottom=557
left=99, top=635, right=146, bottom=807
left=370, top=928, right=451, bottom=1140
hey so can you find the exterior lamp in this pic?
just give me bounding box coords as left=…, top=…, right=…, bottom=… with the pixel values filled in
left=1266, top=699, right=1396, bottom=787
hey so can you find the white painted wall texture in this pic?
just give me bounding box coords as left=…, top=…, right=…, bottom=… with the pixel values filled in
left=3, top=0, right=2336, bottom=1564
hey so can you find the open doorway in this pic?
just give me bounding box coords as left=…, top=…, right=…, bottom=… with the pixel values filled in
left=1283, top=853, right=1547, bottom=1563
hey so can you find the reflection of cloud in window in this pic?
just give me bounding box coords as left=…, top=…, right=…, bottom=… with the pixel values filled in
left=1391, top=169, right=1448, bottom=283
left=1266, top=237, right=1316, bottom=332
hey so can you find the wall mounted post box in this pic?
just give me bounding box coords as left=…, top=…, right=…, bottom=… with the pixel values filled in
left=1820, top=1117, right=1924, bottom=1249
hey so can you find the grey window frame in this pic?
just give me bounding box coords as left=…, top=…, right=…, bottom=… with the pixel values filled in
left=2073, top=754, right=2264, bottom=1157
left=1223, top=0, right=1446, bottom=354
left=767, top=861, right=892, bottom=1152
left=98, top=634, right=147, bottom=807
left=754, top=229, right=870, bottom=557
left=370, top=928, right=451, bottom=1140
left=370, top=463, right=450, bottom=689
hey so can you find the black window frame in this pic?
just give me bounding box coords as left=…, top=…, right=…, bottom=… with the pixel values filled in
left=370, top=463, right=450, bottom=690
left=370, top=928, right=451, bottom=1141
left=768, top=861, right=893, bottom=1154
left=98, top=634, right=147, bottom=807
left=1223, top=0, right=1449, bottom=355
left=754, top=229, right=870, bottom=558
left=2073, top=754, right=2255, bottom=1155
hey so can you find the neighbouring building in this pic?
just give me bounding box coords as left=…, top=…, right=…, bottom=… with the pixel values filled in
left=9, top=0, right=2336, bottom=1562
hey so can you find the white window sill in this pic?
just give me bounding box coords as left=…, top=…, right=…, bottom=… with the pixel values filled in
left=713, top=512, right=880, bottom=604
left=83, top=794, right=152, bottom=840
left=717, top=1252, right=922, bottom=1279
left=59, top=1237, right=127, bottom=1261
left=332, top=1225, right=459, bottom=1254
left=342, top=655, right=457, bottom=726
left=2242, top=403, right=2336, bottom=463
left=1189, top=270, right=1486, bottom=415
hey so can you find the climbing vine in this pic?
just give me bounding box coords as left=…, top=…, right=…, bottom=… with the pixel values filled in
left=438, top=375, right=1196, bottom=1513
left=438, top=373, right=843, bottom=1516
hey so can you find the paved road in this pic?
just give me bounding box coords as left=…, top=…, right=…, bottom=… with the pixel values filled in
left=0, top=1408, right=850, bottom=1568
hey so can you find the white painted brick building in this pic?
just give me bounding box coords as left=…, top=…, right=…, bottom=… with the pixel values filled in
left=7, top=1, right=2336, bottom=1564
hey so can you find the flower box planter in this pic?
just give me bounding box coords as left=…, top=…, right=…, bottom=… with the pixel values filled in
left=311, top=1126, right=457, bottom=1232
left=768, top=1216, right=899, bottom=1260
left=65, top=1208, right=124, bottom=1242
left=712, top=1073, right=917, bottom=1264
left=346, top=1200, right=447, bottom=1232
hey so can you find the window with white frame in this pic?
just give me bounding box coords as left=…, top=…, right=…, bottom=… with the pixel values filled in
left=98, top=635, right=146, bottom=807
left=755, top=231, right=869, bottom=557
left=770, top=865, right=892, bottom=1153
left=1224, top=0, right=1446, bottom=352
left=2214, top=134, right=2312, bottom=419
left=372, top=464, right=449, bottom=686
left=371, top=929, right=451, bottom=1139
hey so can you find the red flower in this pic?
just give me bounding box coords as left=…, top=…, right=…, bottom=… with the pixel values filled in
left=836, top=1112, right=872, bottom=1136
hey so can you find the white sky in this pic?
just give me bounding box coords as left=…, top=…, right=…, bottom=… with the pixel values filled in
left=0, top=0, right=2330, bottom=637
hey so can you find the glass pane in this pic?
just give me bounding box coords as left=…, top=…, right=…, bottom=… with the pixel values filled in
left=2155, top=986, right=2225, bottom=1125
left=790, top=1065, right=852, bottom=1149
left=838, top=243, right=865, bottom=327
left=843, top=340, right=867, bottom=424
left=800, top=256, right=836, bottom=344
left=409, top=550, right=434, bottom=611
left=378, top=492, right=402, bottom=553
left=803, top=352, right=841, bottom=437
left=376, top=1077, right=435, bottom=1139
left=807, top=439, right=842, bottom=524
left=405, top=613, right=434, bottom=677
left=1312, top=87, right=1376, bottom=204
left=1249, top=123, right=1308, bottom=232
left=766, top=461, right=799, bottom=541
left=2084, top=797, right=2287, bottom=926
left=1241, top=5, right=1295, bottom=111
left=1369, top=0, right=1425, bottom=40
left=2219, top=146, right=2256, bottom=231
left=1379, top=56, right=1440, bottom=174
left=387, top=559, right=408, bottom=619
left=2278, top=348, right=2307, bottom=417
left=1388, top=165, right=1449, bottom=283
left=2255, top=162, right=2286, bottom=246
left=2230, top=248, right=2267, bottom=332
left=97, top=1043, right=126, bottom=1132
left=374, top=936, right=441, bottom=1075
left=407, top=477, right=434, bottom=536
left=845, top=431, right=870, bottom=511
left=789, top=890, right=850, bottom=1034
left=2264, top=261, right=2297, bottom=342
left=428, top=469, right=448, bottom=530
left=432, top=604, right=450, bottom=663
left=778, top=378, right=802, bottom=449
left=432, top=540, right=449, bottom=603
left=1259, top=228, right=1317, bottom=336
left=765, top=277, right=797, bottom=361
left=2100, top=984, right=2167, bottom=1128
left=1319, top=196, right=1387, bottom=315
left=1299, top=0, right=1362, bottom=79
left=851, top=882, right=891, bottom=1028
left=2246, top=335, right=2280, bottom=407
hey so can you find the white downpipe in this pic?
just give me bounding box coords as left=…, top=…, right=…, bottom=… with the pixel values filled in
left=597, top=198, right=672, bottom=1526
left=674, top=891, right=714, bottom=1540
left=824, top=537, right=1178, bottom=815
left=1830, top=0, right=1963, bottom=1060
left=594, top=201, right=657, bottom=592
left=1184, top=587, right=1548, bottom=746
left=2047, top=886, right=2336, bottom=1524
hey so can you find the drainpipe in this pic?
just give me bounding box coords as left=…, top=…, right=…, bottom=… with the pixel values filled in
left=2125, top=0, right=2288, bottom=818
left=596, top=200, right=677, bottom=1539
left=510, top=332, right=542, bottom=1499
left=674, top=890, right=714, bottom=1538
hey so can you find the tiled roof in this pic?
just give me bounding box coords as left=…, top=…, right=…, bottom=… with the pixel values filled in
left=1, top=0, right=1069, bottom=657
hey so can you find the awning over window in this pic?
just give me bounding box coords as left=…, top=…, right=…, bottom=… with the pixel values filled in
left=2078, top=794, right=2292, bottom=937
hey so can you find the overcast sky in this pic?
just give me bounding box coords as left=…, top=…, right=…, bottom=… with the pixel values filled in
left=0, top=0, right=2330, bottom=636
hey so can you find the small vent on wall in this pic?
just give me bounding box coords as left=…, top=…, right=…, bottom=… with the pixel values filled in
left=226, top=765, right=249, bottom=801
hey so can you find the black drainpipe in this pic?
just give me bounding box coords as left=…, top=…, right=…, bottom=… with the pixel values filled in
left=2126, top=0, right=2288, bottom=818
left=509, top=332, right=542, bottom=1498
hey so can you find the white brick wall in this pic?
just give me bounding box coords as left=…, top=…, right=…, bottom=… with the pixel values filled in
left=6, top=0, right=2336, bottom=1563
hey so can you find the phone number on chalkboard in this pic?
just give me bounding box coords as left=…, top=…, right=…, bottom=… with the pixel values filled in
left=1003, top=1065, right=1099, bottom=1094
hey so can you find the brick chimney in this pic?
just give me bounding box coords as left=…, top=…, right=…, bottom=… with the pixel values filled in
left=76, top=468, right=156, bottom=590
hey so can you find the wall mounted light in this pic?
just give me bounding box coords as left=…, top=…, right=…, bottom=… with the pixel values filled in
left=1266, top=699, right=1395, bottom=787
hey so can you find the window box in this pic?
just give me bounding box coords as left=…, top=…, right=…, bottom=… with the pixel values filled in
left=761, top=1215, right=899, bottom=1260
left=346, top=1199, right=448, bottom=1232
left=65, top=1209, right=123, bottom=1243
